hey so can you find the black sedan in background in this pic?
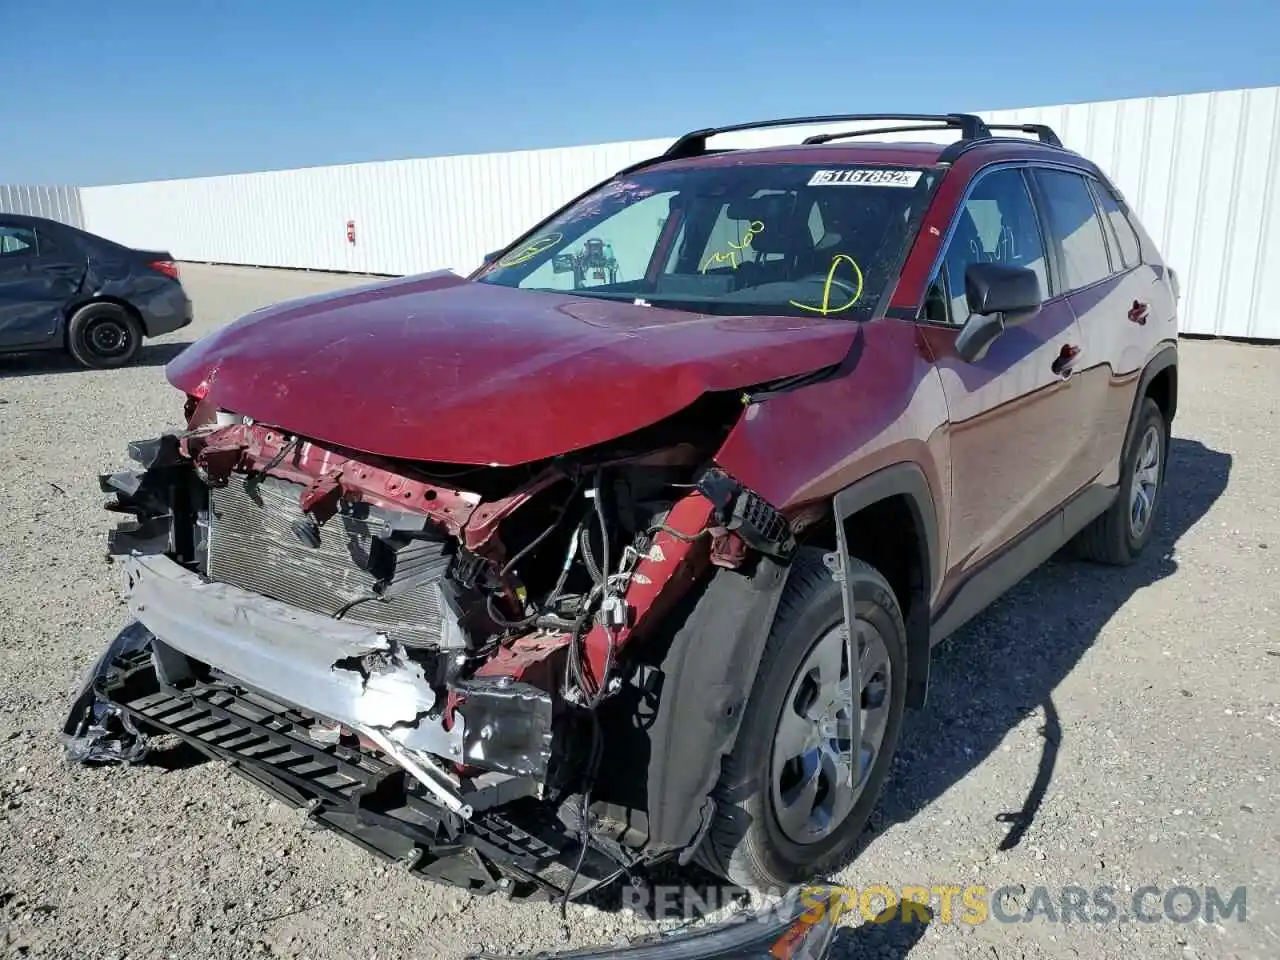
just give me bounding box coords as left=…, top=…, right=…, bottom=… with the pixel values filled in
left=0, top=213, right=192, bottom=369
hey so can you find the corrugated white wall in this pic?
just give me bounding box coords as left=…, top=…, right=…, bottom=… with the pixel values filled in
left=79, top=139, right=668, bottom=278
left=0, top=184, right=84, bottom=227
left=78, top=86, right=1280, bottom=339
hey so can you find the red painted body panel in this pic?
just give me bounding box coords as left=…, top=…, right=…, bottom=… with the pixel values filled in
left=713, top=319, right=952, bottom=604
left=166, top=271, right=858, bottom=466
left=917, top=304, right=1087, bottom=604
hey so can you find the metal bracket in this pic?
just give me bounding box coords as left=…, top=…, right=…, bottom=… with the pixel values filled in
left=826, top=537, right=862, bottom=788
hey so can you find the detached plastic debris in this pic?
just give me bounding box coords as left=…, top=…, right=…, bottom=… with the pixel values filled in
left=61, top=621, right=154, bottom=765
left=64, top=701, right=150, bottom=765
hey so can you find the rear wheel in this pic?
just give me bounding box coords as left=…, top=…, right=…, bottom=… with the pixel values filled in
left=696, top=552, right=907, bottom=891
left=67, top=302, right=143, bottom=369
left=1073, top=397, right=1166, bottom=564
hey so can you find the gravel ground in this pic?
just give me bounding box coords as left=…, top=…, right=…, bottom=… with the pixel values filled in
left=1, top=263, right=1277, bottom=960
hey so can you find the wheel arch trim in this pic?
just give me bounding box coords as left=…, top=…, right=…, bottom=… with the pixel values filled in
left=1125, top=343, right=1178, bottom=468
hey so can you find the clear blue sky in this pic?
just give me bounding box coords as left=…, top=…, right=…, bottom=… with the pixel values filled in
left=2, top=0, right=1276, bottom=186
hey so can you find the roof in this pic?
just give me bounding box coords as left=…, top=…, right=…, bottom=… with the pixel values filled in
left=0, top=211, right=84, bottom=232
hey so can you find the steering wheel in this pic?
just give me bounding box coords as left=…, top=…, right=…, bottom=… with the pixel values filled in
left=796, top=272, right=862, bottom=299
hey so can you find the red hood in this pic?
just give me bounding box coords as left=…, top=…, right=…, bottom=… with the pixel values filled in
left=167, top=272, right=857, bottom=465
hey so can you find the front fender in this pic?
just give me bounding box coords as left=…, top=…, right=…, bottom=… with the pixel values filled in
left=833, top=461, right=939, bottom=708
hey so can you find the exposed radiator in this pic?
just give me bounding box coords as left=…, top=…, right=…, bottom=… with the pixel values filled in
left=207, top=475, right=450, bottom=648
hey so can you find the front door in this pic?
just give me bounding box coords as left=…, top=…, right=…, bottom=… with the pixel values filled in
left=0, top=220, right=73, bottom=349
left=917, top=166, right=1089, bottom=596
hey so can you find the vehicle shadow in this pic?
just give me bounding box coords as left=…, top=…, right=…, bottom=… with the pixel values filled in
left=0, top=340, right=190, bottom=379
left=865, top=437, right=1230, bottom=849
left=623, top=437, right=1231, bottom=946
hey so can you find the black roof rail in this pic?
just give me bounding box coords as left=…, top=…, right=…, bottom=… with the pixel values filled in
left=663, top=113, right=992, bottom=159
left=802, top=119, right=990, bottom=145
left=983, top=123, right=1063, bottom=147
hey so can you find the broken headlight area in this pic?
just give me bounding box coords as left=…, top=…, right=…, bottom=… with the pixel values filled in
left=72, top=414, right=798, bottom=900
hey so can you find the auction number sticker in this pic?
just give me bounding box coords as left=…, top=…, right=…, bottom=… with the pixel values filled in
left=808, top=169, right=923, bottom=188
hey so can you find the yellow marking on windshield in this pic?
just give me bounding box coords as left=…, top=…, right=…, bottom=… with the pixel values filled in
left=789, top=255, right=865, bottom=316
left=497, top=233, right=563, bottom=268
left=700, top=220, right=764, bottom=273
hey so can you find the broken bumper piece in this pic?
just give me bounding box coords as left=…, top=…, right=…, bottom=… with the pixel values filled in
left=474, top=889, right=839, bottom=960
left=113, top=552, right=463, bottom=758
left=62, top=554, right=609, bottom=901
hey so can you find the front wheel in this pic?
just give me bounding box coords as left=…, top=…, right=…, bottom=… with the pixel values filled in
left=696, top=552, right=907, bottom=891
left=67, top=302, right=143, bottom=369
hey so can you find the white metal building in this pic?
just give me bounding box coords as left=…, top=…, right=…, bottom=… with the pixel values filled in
left=0, top=183, right=83, bottom=228
left=4, top=85, right=1279, bottom=339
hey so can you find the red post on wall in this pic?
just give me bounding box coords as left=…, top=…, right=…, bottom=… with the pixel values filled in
left=346, top=220, right=356, bottom=245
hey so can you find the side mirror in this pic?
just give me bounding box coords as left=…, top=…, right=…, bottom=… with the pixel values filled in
left=482, top=249, right=502, bottom=264
left=955, top=262, right=1043, bottom=363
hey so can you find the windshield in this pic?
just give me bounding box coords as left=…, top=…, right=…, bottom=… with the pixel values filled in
left=473, top=163, right=938, bottom=319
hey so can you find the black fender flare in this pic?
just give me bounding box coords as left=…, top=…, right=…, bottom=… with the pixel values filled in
left=644, top=552, right=797, bottom=852
left=645, top=465, right=941, bottom=852
left=833, top=462, right=940, bottom=709
left=1124, top=342, right=1178, bottom=460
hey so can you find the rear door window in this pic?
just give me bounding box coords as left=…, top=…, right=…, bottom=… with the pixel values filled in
left=1090, top=181, right=1142, bottom=270
left=1032, top=169, right=1113, bottom=290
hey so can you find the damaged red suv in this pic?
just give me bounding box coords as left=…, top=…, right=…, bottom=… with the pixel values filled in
left=67, top=113, right=1179, bottom=902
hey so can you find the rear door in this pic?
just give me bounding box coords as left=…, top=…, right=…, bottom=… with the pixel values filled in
left=917, top=165, right=1089, bottom=587
left=0, top=219, right=82, bottom=348
left=1028, top=168, right=1159, bottom=489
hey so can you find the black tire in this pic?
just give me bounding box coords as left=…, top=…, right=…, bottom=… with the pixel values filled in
left=66, top=302, right=143, bottom=369
left=696, top=552, right=908, bottom=891
left=1073, top=397, right=1167, bottom=565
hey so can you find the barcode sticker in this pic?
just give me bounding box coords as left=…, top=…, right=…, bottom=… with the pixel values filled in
left=808, top=169, right=923, bottom=188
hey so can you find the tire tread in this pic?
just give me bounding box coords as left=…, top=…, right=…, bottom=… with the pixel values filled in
left=697, top=553, right=905, bottom=889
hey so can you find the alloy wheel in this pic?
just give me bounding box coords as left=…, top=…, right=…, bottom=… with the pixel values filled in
left=770, top=621, right=891, bottom=845
left=1129, top=424, right=1162, bottom=539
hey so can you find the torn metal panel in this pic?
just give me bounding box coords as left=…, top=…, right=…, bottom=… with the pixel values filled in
left=120, top=553, right=464, bottom=758
left=178, top=423, right=483, bottom=534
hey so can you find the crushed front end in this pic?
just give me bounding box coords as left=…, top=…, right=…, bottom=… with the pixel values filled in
left=65, top=400, right=797, bottom=902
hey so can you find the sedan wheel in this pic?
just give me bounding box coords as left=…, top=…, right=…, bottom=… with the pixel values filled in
left=67, top=302, right=144, bottom=369
left=86, top=317, right=134, bottom=359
